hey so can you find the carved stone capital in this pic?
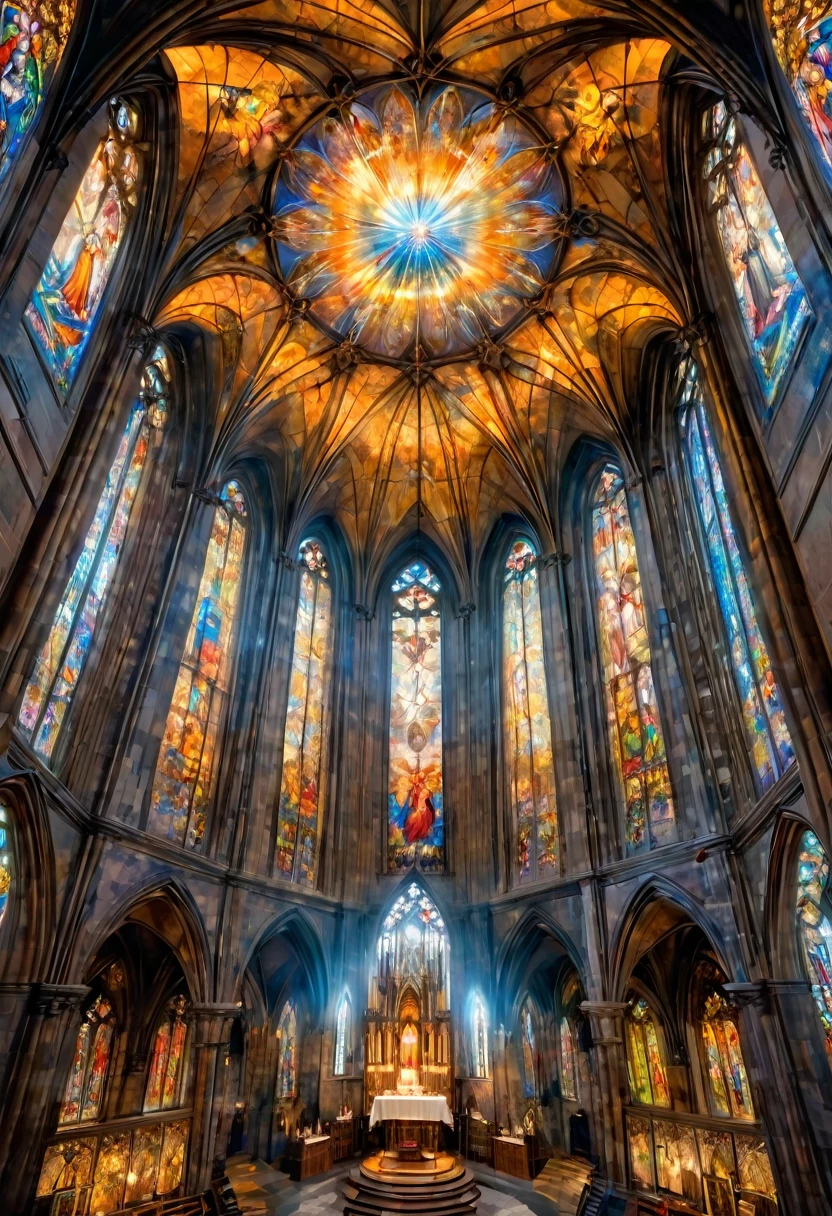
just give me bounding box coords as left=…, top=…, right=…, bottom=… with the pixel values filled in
left=354, top=603, right=374, bottom=622
left=580, top=1001, right=628, bottom=1046
left=722, top=982, right=768, bottom=1012
left=455, top=601, right=476, bottom=620
left=28, top=984, right=90, bottom=1017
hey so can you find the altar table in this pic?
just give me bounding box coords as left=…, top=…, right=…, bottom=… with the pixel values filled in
left=369, top=1094, right=453, bottom=1152
left=369, top=1095, right=454, bottom=1128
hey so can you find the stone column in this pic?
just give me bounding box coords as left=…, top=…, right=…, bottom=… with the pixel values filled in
left=186, top=1003, right=240, bottom=1193
left=0, top=982, right=89, bottom=1212
left=724, top=981, right=830, bottom=1215
left=580, top=1001, right=629, bottom=1184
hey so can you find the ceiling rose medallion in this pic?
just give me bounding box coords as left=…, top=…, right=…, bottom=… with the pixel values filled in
left=272, top=83, right=564, bottom=361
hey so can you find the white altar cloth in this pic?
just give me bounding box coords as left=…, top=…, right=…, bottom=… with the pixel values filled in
left=369, top=1094, right=453, bottom=1128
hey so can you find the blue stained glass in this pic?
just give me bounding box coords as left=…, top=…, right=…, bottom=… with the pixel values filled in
left=682, top=364, right=794, bottom=788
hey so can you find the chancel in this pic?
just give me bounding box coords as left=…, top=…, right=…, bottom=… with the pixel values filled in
left=1, top=2, right=832, bottom=1216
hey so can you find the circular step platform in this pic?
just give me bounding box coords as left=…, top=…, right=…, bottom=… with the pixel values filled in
left=343, top=1151, right=480, bottom=1215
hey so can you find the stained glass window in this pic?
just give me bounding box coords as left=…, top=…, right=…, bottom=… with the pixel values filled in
left=149, top=481, right=247, bottom=850
left=25, top=98, right=141, bottom=394
left=681, top=363, right=794, bottom=790
left=0, top=800, right=11, bottom=931
left=626, top=998, right=671, bottom=1108
left=765, top=2, right=832, bottom=184
left=472, top=994, right=488, bottom=1078
left=59, top=996, right=116, bottom=1124
left=701, top=991, right=754, bottom=1120
left=521, top=1001, right=536, bottom=1098
left=275, top=539, right=333, bottom=886
left=145, top=996, right=188, bottom=1113
left=334, top=994, right=350, bottom=1076
left=592, top=465, right=674, bottom=854
left=277, top=1000, right=298, bottom=1099
left=796, top=828, right=832, bottom=1060
left=503, top=539, right=559, bottom=883
left=703, top=102, right=811, bottom=416
left=17, top=348, right=169, bottom=762
left=560, top=1017, right=578, bottom=1100
left=0, top=2, right=77, bottom=186
left=388, top=561, right=444, bottom=873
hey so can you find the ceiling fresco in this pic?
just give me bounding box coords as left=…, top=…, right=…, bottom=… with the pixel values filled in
left=144, top=1, right=697, bottom=597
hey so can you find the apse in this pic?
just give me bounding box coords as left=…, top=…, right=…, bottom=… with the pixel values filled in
left=0, top=1, right=832, bottom=1215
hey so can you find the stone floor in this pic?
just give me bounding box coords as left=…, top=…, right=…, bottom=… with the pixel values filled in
left=277, top=1173, right=543, bottom=1215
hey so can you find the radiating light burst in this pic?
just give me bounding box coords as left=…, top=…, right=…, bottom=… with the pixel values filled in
left=273, top=84, right=562, bottom=358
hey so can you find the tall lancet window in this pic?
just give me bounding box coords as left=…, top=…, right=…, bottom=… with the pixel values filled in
left=277, top=1000, right=298, bottom=1099
left=275, top=539, right=333, bottom=886
left=472, top=994, right=488, bottom=1078
left=150, top=481, right=247, bottom=850
left=520, top=1000, right=536, bottom=1098
left=592, top=466, right=674, bottom=854
left=18, top=347, right=170, bottom=762
left=0, top=2, right=78, bottom=186
left=703, top=101, right=811, bottom=417
left=502, top=539, right=558, bottom=883
left=681, top=364, right=794, bottom=790
left=334, top=994, right=351, bottom=1076
left=765, top=5, right=832, bottom=186
left=388, top=561, right=444, bottom=872
left=25, top=98, right=141, bottom=394
left=796, top=829, right=832, bottom=1061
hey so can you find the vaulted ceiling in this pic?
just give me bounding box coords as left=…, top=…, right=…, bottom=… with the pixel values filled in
left=92, top=0, right=764, bottom=597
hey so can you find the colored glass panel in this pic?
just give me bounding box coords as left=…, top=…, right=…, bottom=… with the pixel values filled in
left=25, top=99, right=140, bottom=393
left=158, top=1120, right=190, bottom=1194
left=703, top=102, right=811, bottom=415
left=149, top=482, right=247, bottom=849
left=626, top=999, right=670, bottom=1108
left=90, top=1132, right=130, bottom=1213
left=0, top=2, right=77, bottom=186
left=503, top=539, right=559, bottom=883
left=0, top=802, right=12, bottom=930
left=388, top=561, right=444, bottom=872
left=521, top=1002, right=535, bottom=1098
left=379, top=883, right=450, bottom=1014
left=702, top=992, right=754, bottom=1120
left=17, top=349, right=169, bottom=761
left=125, top=1123, right=162, bottom=1205
left=473, top=995, right=488, bottom=1078
left=59, top=996, right=115, bottom=1124
left=654, top=1121, right=701, bottom=1200
left=765, top=2, right=832, bottom=183
left=592, top=465, right=674, bottom=853
left=735, top=1133, right=777, bottom=1199
left=796, top=829, right=832, bottom=1059
left=334, top=995, right=350, bottom=1076
left=682, top=365, right=794, bottom=789
left=275, top=539, right=332, bottom=886
left=273, top=83, right=560, bottom=359
left=277, top=1000, right=297, bottom=1099
left=36, top=1139, right=95, bottom=1197
left=145, top=998, right=188, bottom=1113
left=627, top=1116, right=654, bottom=1189
left=560, top=1017, right=577, bottom=1100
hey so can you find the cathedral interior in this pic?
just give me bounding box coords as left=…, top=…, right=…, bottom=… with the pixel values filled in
left=3, top=0, right=832, bottom=1213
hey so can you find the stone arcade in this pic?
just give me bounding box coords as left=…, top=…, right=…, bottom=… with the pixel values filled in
left=0, top=2, right=831, bottom=1215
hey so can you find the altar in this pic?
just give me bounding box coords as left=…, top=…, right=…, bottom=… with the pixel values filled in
left=369, top=1093, right=454, bottom=1152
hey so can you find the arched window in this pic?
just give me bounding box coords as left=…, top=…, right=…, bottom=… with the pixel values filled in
left=765, top=5, right=832, bottom=185
left=680, top=364, right=794, bottom=791
left=625, top=997, right=671, bottom=1108
left=25, top=98, right=141, bottom=394
left=275, top=538, right=333, bottom=885
left=520, top=1000, right=536, bottom=1098
left=388, top=561, right=444, bottom=873
left=59, top=995, right=116, bottom=1124
left=796, top=829, right=832, bottom=1060
left=0, top=799, right=12, bottom=930
left=277, top=1000, right=298, bottom=1099
left=0, top=3, right=78, bottom=186
left=144, top=995, right=189, bottom=1113
left=17, top=348, right=170, bottom=761
left=149, top=481, right=248, bottom=849
left=591, top=465, right=674, bottom=854
left=472, top=994, right=488, bottom=1078
left=502, top=539, right=559, bottom=883
left=702, top=101, right=811, bottom=417
left=559, top=1017, right=578, bottom=1101
left=334, top=994, right=351, bottom=1076
left=701, top=990, right=754, bottom=1120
